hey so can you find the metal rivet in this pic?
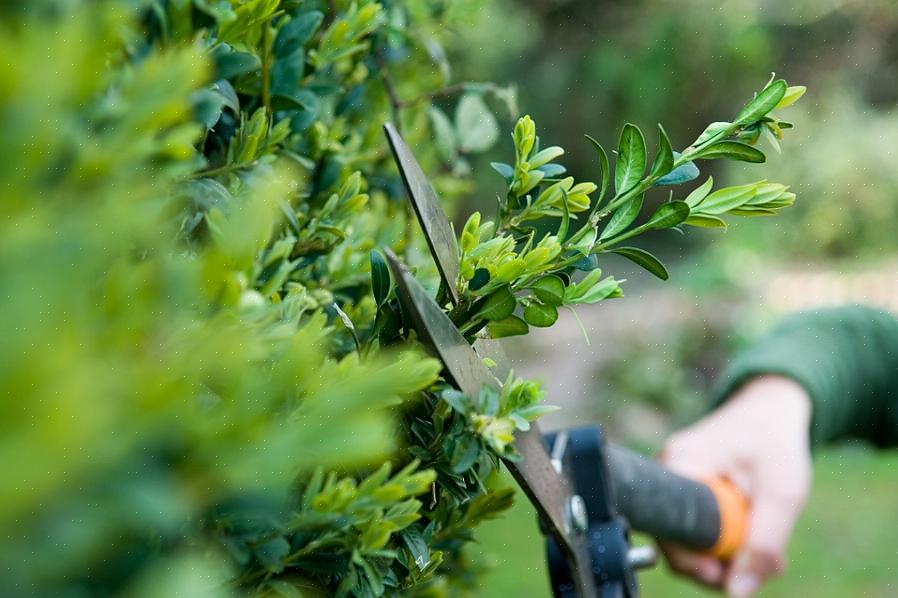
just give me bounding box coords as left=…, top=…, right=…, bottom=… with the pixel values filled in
left=566, top=495, right=588, bottom=534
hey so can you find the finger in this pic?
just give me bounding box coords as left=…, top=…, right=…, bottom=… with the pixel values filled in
left=658, top=543, right=725, bottom=587
left=725, top=487, right=805, bottom=597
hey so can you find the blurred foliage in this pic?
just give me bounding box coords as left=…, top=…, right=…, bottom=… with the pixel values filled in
left=0, top=0, right=522, bottom=595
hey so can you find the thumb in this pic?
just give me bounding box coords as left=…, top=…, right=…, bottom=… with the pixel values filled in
left=725, top=487, right=803, bottom=597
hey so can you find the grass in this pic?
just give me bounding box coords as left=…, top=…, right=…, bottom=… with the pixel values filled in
left=471, top=446, right=898, bottom=596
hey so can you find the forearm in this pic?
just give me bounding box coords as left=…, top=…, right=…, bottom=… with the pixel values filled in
left=711, top=305, right=898, bottom=446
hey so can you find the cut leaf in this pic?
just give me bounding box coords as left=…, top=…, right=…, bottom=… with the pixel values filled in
left=610, top=247, right=669, bottom=280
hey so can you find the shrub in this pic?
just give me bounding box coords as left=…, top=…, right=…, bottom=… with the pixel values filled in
left=0, top=1, right=800, bottom=596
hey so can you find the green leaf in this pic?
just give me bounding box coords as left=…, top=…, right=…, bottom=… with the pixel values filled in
left=490, top=162, right=514, bottom=182
left=475, top=286, right=516, bottom=321
left=211, top=44, right=261, bottom=80
left=400, top=527, right=431, bottom=572
left=585, top=134, right=610, bottom=206
left=455, top=94, right=499, bottom=153
left=599, top=194, right=643, bottom=241
left=451, top=436, right=480, bottom=473
left=734, top=79, right=788, bottom=125
left=649, top=124, right=674, bottom=179
left=275, top=11, right=324, bottom=57
left=610, top=247, right=669, bottom=280
left=775, top=85, right=807, bottom=109
left=698, top=183, right=758, bottom=214
left=440, top=389, right=470, bottom=415
left=568, top=277, right=621, bottom=305
left=470, top=268, right=490, bottom=291
left=684, top=176, right=714, bottom=207
left=516, top=404, right=560, bottom=420
left=370, top=250, right=390, bottom=307
left=254, top=537, right=290, bottom=573
left=684, top=214, right=727, bottom=229
left=523, top=302, right=558, bottom=327
left=530, top=275, right=565, bottom=306
left=654, top=152, right=699, bottom=186
left=557, top=190, right=570, bottom=242
left=614, top=124, right=646, bottom=194
left=487, top=315, right=529, bottom=338
left=429, top=107, right=458, bottom=163
left=694, top=141, right=766, bottom=163
left=692, top=121, right=732, bottom=147
left=646, top=201, right=690, bottom=230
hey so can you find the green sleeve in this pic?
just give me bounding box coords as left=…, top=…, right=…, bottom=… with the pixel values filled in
left=710, top=305, right=898, bottom=447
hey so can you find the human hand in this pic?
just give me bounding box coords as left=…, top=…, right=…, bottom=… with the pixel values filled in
left=659, top=375, right=813, bottom=597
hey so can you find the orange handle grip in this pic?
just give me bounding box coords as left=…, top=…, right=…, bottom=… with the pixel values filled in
left=702, top=476, right=750, bottom=559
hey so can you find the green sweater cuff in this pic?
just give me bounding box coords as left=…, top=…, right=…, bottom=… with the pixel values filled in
left=710, top=306, right=898, bottom=447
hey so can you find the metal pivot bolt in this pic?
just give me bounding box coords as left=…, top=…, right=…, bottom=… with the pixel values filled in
left=627, top=545, right=658, bottom=570
left=566, top=495, right=589, bottom=534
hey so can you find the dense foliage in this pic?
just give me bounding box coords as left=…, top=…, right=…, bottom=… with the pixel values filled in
left=1, top=1, right=801, bottom=596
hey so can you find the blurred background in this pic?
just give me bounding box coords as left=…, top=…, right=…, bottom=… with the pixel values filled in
left=450, top=0, right=898, bottom=595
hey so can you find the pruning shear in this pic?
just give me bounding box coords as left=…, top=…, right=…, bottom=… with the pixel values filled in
left=383, top=124, right=749, bottom=597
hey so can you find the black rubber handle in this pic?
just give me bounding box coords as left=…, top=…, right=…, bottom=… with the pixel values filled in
left=606, top=444, right=722, bottom=551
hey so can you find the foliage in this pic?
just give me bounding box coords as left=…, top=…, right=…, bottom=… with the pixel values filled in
left=392, top=77, right=803, bottom=346
left=0, top=1, right=801, bottom=597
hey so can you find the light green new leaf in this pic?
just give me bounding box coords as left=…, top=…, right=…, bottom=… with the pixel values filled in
left=614, top=124, right=646, bottom=194
left=695, top=141, right=766, bottom=163
left=697, top=183, right=758, bottom=214
left=684, top=214, right=728, bottom=229
left=684, top=176, right=714, bottom=207
left=775, top=85, right=807, bottom=110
